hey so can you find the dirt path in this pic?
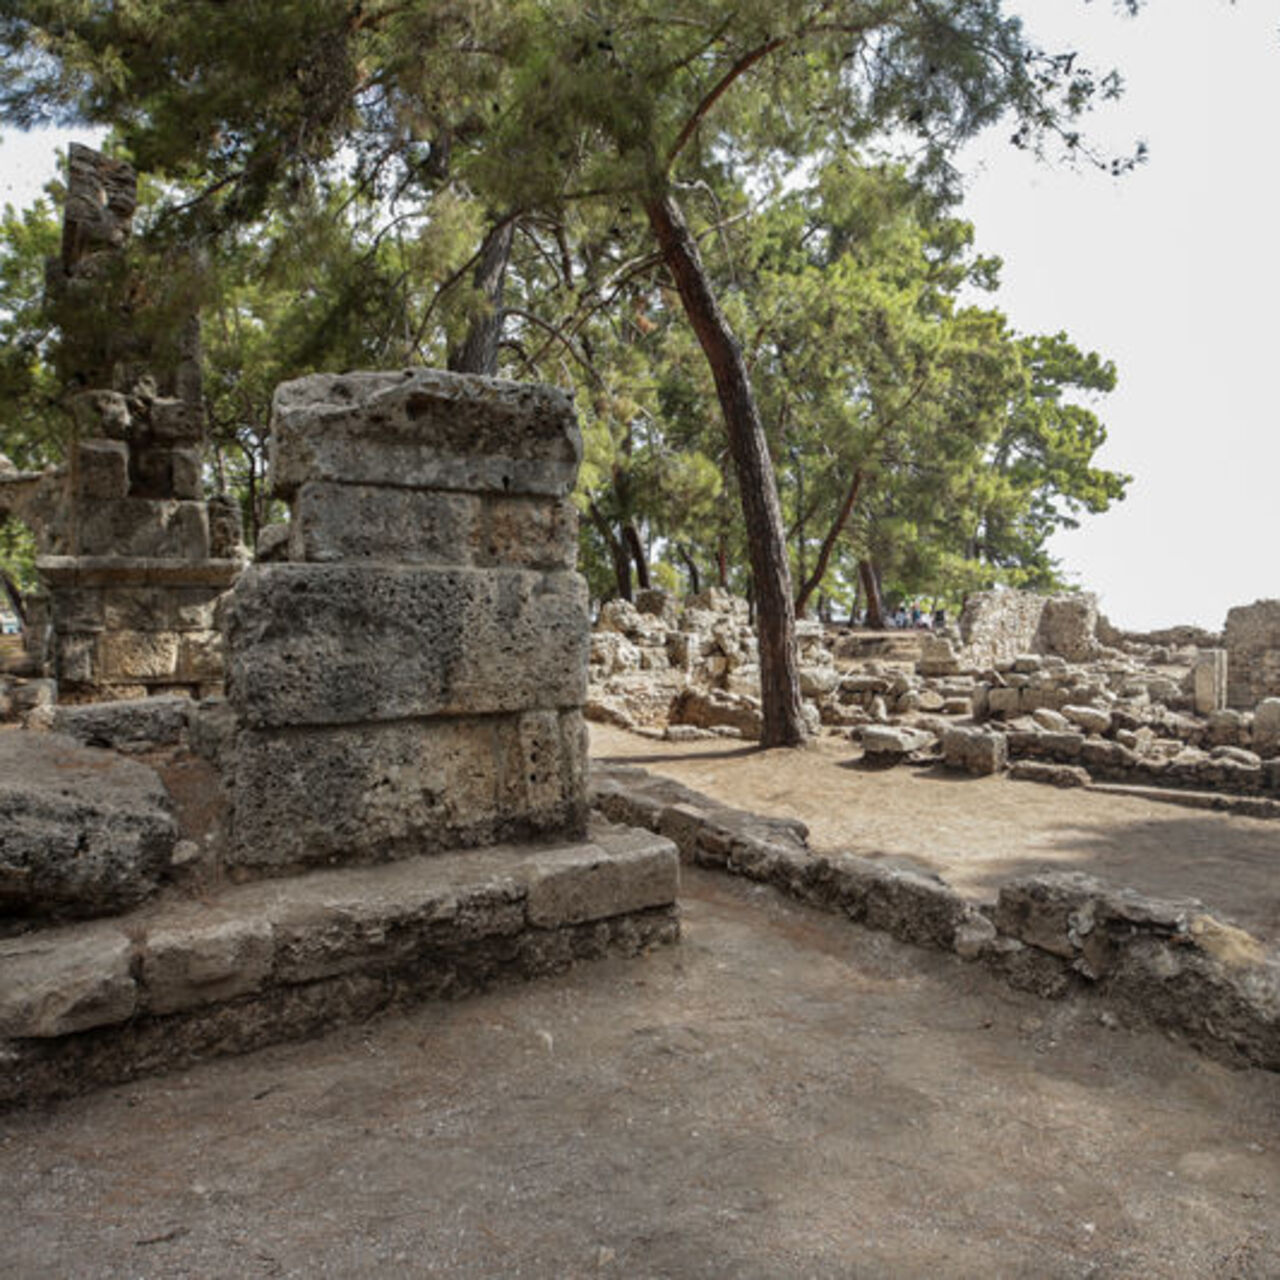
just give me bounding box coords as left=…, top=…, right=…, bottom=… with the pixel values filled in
left=3, top=870, right=1278, bottom=1279
left=590, top=725, right=1280, bottom=944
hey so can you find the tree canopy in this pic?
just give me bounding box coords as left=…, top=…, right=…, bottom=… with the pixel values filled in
left=0, top=0, right=1142, bottom=741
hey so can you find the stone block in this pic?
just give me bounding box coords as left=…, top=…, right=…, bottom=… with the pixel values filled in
left=141, top=915, right=274, bottom=1014
left=229, top=710, right=589, bottom=871
left=861, top=725, right=936, bottom=758
left=1062, top=704, right=1112, bottom=736
left=224, top=563, right=588, bottom=729
left=53, top=695, right=190, bottom=750
left=170, top=447, right=204, bottom=499
left=524, top=824, right=679, bottom=928
left=149, top=397, right=205, bottom=444
left=0, top=731, right=176, bottom=918
left=994, top=872, right=1105, bottom=959
left=75, top=498, right=210, bottom=559
left=75, top=439, right=130, bottom=500
left=68, top=390, right=133, bottom=440
left=942, top=725, right=1008, bottom=775
left=51, top=586, right=104, bottom=632
left=289, top=482, right=577, bottom=571
left=170, top=587, right=220, bottom=631
left=56, top=632, right=97, bottom=684
left=0, top=924, right=136, bottom=1038
left=986, top=686, right=1021, bottom=716
left=178, top=629, right=223, bottom=681
left=270, top=369, right=581, bottom=500
left=1254, top=698, right=1280, bottom=759
left=99, top=629, right=180, bottom=680
left=102, top=586, right=166, bottom=631
left=1193, top=649, right=1228, bottom=715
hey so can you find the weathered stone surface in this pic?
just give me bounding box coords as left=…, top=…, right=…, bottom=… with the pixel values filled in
left=75, top=439, right=130, bottom=500
left=141, top=915, right=274, bottom=1014
left=1009, top=760, right=1091, bottom=788
left=0, top=923, right=136, bottom=1038
left=994, top=872, right=1104, bottom=960
left=224, top=563, right=588, bottom=728
left=0, top=731, right=176, bottom=918
left=99, top=628, right=180, bottom=680
left=1062, top=704, right=1112, bottom=736
left=1226, top=600, right=1280, bottom=708
left=289, top=482, right=576, bottom=570
left=942, top=726, right=1007, bottom=775
left=524, top=823, right=679, bottom=928
left=1193, top=649, right=1228, bottom=715
left=1037, top=594, right=1099, bottom=662
left=270, top=370, right=582, bottom=500
left=861, top=725, right=936, bottom=758
left=52, top=695, right=190, bottom=750
left=1253, top=698, right=1280, bottom=758
left=668, top=687, right=762, bottom=739
left=229, top=711, right=589, bottom=870
left=75, top=498, right=210, bottom=560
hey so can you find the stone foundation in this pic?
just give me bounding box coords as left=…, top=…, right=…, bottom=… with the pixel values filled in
left=1225, top=600, right=1280, bottom=709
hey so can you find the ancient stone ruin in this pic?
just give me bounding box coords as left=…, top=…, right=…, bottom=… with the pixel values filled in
left=0, top=369, right=679, bottom=1105
left=0, top=144, right=243, bottom=709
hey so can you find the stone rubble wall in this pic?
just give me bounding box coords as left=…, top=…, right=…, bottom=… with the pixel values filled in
left=1225, top=600, right=1280, bottom=709
left=18, top=144, right=244, bottom=703
left=957, top=589, right=1100, bottom=667
left=592, top=766, right=1280, bottom=1072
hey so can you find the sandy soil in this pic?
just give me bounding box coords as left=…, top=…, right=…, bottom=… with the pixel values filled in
left=3, top=869, right=1278, bottom=1279
left=590, top=725, right=1280, bottom=944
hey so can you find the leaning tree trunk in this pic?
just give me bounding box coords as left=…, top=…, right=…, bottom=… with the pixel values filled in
left=795, top=468, right=863, bottom=618
left=622, top=523, right=651, bottom=592
left=448, top=219, right=516, bottom=376
left=589, top=501, right=632, bottom=601
left=646, top=191, right=805, bottom=746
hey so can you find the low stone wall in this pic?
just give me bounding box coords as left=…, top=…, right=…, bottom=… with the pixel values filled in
left=0, top=821, right=678, bottom=1107
left=592, top=766, right=1280, bottom=1071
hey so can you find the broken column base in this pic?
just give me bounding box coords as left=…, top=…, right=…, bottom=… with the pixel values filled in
left=0, top=819, right=679, bottom=1108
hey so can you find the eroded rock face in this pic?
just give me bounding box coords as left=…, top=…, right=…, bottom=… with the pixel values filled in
left=0, top=731, right=176, bottom=920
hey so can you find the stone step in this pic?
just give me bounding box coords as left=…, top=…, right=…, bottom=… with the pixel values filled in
left=1086, top=781, right=1280, bottom=821
left=0, top=818, right=679, bottom=1106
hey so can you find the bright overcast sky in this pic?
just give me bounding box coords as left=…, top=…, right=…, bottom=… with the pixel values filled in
left=2, top=3, right=1277, bottom=632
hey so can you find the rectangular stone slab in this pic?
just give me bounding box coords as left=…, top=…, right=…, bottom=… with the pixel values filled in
left=270, top=369, right=581, bottom=499
left=224, top=563, right=588, bottom=728
left=289, top=482, right=578, bottom=571
left=229, top=710, right=589, bottom=870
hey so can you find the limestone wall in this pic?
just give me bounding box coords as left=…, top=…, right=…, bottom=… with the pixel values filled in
left=1225, top=600, right=1280, bottom=709
left=225, top=369, right=592, bottom=871
left=958, top=590, right=1099, bottom=667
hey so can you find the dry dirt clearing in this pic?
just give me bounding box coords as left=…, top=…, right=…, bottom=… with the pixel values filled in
left=590, top=724, right=1280, bottom=945
left=2, top=869, right=1278, bottom=1279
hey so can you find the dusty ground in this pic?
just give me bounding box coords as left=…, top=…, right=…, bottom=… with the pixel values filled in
left=3, top=869, right=1278, bottom=1279
left=590, top=725, right=1280, bottom=944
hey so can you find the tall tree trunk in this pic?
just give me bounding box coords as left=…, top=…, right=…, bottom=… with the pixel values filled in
left=859, top=558, right=885, bottom=630
left=622, top=522, right=650, bottom=591
left=716, top=537, right=728, bottom=589
left=646, top=191, right=804, bottom=745
left=675, top=543, right=701, bottom=596
left=795, top=468, right=863, bottom=618
left=589, top=501, right=632, bottom=601
left=448, top=219, right=516, bottom=376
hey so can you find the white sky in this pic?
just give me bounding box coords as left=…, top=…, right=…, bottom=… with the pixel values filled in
left=2, top=2, right=1278, bottom=631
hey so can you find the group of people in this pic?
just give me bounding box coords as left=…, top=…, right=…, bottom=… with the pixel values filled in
left=888, top=603, right=945, bottom=631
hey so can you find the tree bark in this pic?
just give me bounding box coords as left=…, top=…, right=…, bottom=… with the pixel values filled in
left=859, top=558, right=885, bottom=630
left=646, top=191, right=804, bottom=745
left=589, top=500, right=632, bottom=601
left=675, top=542, right=701, bottom=596
left=448, top=219, right=516, bottom=376
left=795, top=468, right=863, bottom=618
left=622, top=522, right=650, bottom=591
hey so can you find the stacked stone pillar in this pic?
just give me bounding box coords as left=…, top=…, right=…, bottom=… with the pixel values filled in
left=37, top=144, right=243, bottom=701
left=225, top=370, right=594, bottom=870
